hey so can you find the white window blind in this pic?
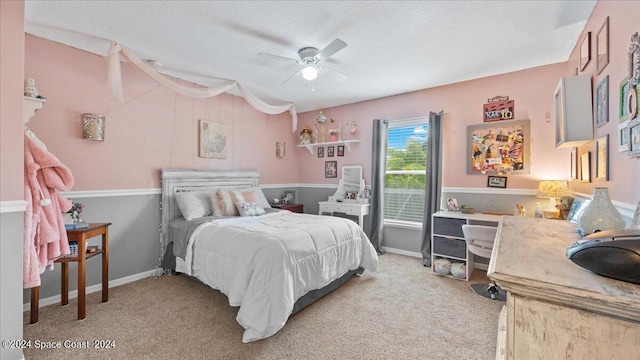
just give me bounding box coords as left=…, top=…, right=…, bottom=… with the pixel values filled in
left=384, top=118, right=428, bottom=224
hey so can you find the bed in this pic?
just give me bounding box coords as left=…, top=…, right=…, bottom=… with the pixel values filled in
left=160, top=169, right=379, bottom=342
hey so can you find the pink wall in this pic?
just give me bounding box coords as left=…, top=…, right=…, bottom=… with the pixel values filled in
left=566, top=0, right=640, bottom=203
left=296, top=1, right=640, bottom=206
left=24, top=35, right=301, bottom=190
left=297, top=63, right=568, bottom=189
left=0, top=0, right=25, bottom=201
left=20, top=0, right=640, bottom=205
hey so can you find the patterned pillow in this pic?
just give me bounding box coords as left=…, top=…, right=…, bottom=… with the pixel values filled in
left=235, top=202, right=266, bottom=217
left=210, top=189, right=244, bottom=216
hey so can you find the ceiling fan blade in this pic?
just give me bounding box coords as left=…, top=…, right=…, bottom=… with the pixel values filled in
left=281, top=70, right=300, bottom=85
left=320, top=66, right=348, bottom=83
left=257, top=52, right=298, bottom=63
left=315, top=38, right=347, bottom=62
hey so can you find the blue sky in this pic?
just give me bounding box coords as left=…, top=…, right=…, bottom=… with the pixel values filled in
left=388, top=124, right=428, bottom=150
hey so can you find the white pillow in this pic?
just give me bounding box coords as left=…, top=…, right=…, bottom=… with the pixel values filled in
left=175, top=191, right=213, bottom=220
left=235, top=202, right=266, bottom=217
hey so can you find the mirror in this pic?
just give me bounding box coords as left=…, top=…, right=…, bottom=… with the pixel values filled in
left=342, top=165, right=364, bottom=198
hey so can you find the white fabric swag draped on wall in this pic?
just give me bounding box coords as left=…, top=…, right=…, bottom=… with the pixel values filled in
left=107, top=42, right=298, bottom=132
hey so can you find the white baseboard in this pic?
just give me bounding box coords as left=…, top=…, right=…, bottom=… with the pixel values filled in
left=381, top=247, right=490, bottom=271
left=24, top=268, right=163, bottom=312
left=381, top=246, right=422, bottom=258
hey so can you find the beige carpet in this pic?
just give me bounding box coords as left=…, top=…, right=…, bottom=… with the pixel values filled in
left=23, top=253, right=503, bottom=359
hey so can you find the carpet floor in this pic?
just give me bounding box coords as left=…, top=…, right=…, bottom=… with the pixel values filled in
left=23, top=253, right=503, bottom=359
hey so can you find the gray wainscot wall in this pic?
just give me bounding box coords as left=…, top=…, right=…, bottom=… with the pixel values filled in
left=22, top=185, right=635, bottom=311
left=1, top=210, right=25, bottom=360
left=22, top=193, right=162, bottom=306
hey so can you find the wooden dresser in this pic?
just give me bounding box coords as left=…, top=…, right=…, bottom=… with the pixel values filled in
left=488, top=216, right=640, bottom=359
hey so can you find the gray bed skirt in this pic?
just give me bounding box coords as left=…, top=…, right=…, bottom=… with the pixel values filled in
left=291, top=267, right=364, bottom=315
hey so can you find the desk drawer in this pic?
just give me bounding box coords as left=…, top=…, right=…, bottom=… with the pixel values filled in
left=433, top=217, right=466, bottom=237
left=470, top=220, right=498, bottom=227
left=433, top=236, right=466, bottom=258
left=319, top=204, right=332, bottom=213
left=321, top=204, right=359, bottom=215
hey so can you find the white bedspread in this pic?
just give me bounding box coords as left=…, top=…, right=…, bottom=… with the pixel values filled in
left=175, top=211, right=378, bottom=343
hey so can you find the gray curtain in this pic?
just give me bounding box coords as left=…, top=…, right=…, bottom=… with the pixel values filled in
left=368, top=119, right=388, bottom=255
left=421, top=111, right=444, bottom=266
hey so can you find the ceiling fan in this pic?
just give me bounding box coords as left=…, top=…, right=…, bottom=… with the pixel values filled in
left=258, top=38, right=349, bottom=85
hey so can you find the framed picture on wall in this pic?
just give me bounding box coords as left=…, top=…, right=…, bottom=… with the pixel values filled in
left=327, top=146, right=335, bottom=157
left=619, top=120, right=631, bottom=152
left=325, top=161, right=337, bottom=178
left=620, top=78, right=631, bottom=121
left=487, top=176, right=507, bottom=188
left=466, top=119, right=530, bottom=175
left=570, top=147, right=578, bottom=180
left=337, top=145, right=345, bottom=156
left=596, top=16, right=609, bottom=75
left=580, top=32, right=591, bottom=71
left=596, top=134, right=609, bottom=180
left=199, top=120, right=227, bottom=159
left=317, top=147, right=324, bottom=158
left=595, top=76, right=609, bottom=128
left=275, top=142, right=285, bottom=158
left=580, top=151, right=591, bottom=183
left=629, top=118, right=640, bottom=158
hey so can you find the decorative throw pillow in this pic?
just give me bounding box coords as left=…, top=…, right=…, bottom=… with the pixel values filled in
left=235, top=202, right=266, bottom=217
left=240, top=190, right=261, bottom=204
left=175, top=191, right=213, bottom=220
left=211, top=189, right=244, bottom=216
left=237, top=187, right=272, bottom=209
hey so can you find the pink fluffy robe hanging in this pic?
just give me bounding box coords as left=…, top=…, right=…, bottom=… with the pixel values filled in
left=23, top=132, right=75, bottom=288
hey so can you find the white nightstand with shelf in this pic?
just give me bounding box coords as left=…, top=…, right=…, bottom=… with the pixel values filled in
left=431, top=211, right=502, bottom=281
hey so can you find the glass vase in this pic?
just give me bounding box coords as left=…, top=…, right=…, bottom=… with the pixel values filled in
left=577, top=187, right=625, bottom=235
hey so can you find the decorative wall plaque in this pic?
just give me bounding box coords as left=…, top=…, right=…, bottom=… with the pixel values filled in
left=483, top=96, right=514, bottom=122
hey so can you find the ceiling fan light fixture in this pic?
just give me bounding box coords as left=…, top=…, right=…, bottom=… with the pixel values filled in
left=301, top=65, right=318, bottom=81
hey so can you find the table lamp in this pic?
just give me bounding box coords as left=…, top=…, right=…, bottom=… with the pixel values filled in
left=536, top=180, right=569, bottom=218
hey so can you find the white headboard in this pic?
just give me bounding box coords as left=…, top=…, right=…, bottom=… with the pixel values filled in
left=160, top=168, right=260, bottom=258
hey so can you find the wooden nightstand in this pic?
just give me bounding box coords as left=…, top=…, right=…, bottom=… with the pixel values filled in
left=29, top=222, right=111, bottom=324
left=272, top=203, right=304, bottom=213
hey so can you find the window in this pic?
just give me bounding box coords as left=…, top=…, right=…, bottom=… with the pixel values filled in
left=384, top=118, right=428, bottom=224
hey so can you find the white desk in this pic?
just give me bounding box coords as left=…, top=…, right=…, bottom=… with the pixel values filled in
left=431, top=211, right=503, bottom=281
left=318, top=201, right=370, bottom=228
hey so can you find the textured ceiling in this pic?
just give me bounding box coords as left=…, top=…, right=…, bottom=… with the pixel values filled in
left=24, top=1, right=597, bottom=113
